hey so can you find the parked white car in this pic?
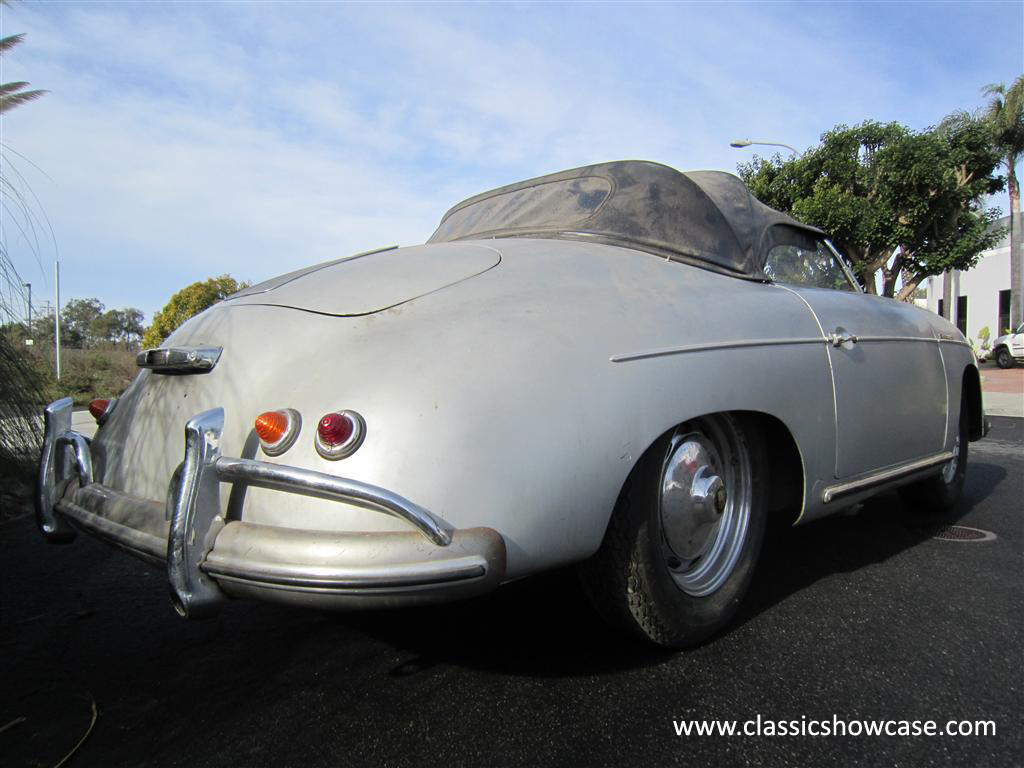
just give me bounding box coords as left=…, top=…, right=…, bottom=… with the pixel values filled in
left=992, top=323, right=1024, bottom=368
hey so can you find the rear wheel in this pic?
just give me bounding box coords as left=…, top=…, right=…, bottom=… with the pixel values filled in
left=580, top=414, right=766, bottom=648
left=995, top=347, right=1014, bottom=369
left=899, top=393, right=968, bottom=513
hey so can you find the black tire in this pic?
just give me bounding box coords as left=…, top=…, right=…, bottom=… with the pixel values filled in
left=995, top=347, right=1014, bottom=369
left=579, top=414, right=767, bottom=648
left=898, top=393, right=968, bottom=513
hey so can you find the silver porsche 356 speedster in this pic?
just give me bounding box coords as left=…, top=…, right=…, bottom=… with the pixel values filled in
left=36, top=161, right=986, bottom=648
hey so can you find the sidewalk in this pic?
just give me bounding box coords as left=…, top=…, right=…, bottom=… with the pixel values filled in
left=71, top=407, right=98, bottom=439
left=980, top=365, right=1024, bottom=418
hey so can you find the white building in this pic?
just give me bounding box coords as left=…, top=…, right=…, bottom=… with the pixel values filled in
left=924, top=215, right=1012, bottom=347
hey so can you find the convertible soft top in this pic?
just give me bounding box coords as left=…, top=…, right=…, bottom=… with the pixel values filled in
left=428, top=160, right=824, bottom=280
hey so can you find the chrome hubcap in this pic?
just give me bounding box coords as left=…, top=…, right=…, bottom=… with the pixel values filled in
left=659, top=423, right=752, bottom=597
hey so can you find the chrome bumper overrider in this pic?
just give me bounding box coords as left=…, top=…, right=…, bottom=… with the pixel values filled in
left=37, top=398, right=506, bottom=618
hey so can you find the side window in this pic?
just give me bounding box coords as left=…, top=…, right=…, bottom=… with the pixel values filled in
left=764, top=241, right=857, bottom=291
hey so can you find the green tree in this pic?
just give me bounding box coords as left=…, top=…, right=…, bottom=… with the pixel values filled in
left=91, top=308, right=124, bottom=345
left=982, top=77, right=1024, bottom=328
left=121, top=307, right=145, bottom=348
left=738, top=118, right=1005, bottom=300
left=28, top=310, right=55, bottom=346
left=61, top=297, right=105, bottom=348
left=143, top=275, right=249, bottom=348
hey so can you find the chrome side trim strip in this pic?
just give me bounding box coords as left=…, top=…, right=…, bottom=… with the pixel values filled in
left=137, top=346, right=222, bottom=374
left=214, top=456, right=454, bottom=547
left=851, top=335, right=935, bottom=343
left=610, top=337, right=825, bottom=363
left=821, top=451, right=954, bottom=504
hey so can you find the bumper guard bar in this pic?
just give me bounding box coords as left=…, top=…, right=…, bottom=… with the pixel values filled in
left=37, top=399, right=485, bottom=619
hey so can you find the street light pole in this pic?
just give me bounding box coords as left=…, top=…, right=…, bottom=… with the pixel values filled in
left=54, top=260, right=61, bottom=380
left=730, top=139, right=802, bottom=158
left=23, top=282, right=32, bottom=332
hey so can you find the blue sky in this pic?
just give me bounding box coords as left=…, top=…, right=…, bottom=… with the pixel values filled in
left=1, top=1, right=1021, bottom=320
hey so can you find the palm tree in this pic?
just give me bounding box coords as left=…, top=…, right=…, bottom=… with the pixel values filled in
left=983, top=77, right=1024, bottom=330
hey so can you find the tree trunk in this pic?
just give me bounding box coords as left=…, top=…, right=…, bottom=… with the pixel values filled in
left=859, top=269, right=878, bottom=294
left=1010, top=169, right=1022, bottom=329
left=942, top=270, right=953, bottom=320
left=895, top=272, right=924, bottom=302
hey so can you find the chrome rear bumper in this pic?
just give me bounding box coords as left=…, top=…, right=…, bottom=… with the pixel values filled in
left=37, top=398, right=506, bottom=618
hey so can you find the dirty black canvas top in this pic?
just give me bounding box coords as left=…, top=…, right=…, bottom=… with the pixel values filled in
left=428, top=160, right=824, bottom=280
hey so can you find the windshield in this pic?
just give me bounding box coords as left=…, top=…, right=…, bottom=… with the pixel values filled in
left=764, top=240, right=858, bottom=291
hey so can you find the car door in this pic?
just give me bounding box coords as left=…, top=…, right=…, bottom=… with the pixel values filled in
left=765, top=242, right=948, bottom=479
left=1013, top=323, right=1024, bottom=358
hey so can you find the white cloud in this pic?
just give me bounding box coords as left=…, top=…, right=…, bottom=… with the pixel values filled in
left=0, top=1, right=1018, bottom=318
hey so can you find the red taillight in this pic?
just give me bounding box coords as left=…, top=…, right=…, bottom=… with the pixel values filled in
left=315, top=410, right=365, bottom=459
left=317, top=413, right=354, bottom=445
left=254, top=408, right=300, bottom=456
left=88, top=398, right=112, bottom=422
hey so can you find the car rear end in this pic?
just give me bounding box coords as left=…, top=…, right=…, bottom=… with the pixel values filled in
left=37, top=245, right=507, bottom=618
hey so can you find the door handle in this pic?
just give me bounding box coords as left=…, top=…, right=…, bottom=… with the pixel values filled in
left=830, top=330, right=858, bottom=347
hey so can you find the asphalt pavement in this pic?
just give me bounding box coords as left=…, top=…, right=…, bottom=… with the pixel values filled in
left=1, top=418, right=1021, bottom=767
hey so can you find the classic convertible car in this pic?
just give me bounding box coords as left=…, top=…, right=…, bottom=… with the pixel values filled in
left=37, top=161, right=986, bottom=648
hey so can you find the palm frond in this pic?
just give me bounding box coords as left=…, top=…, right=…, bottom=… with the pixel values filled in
left=0, top=33, right=26, bottom=54
left=0, top=88, right=47, bottom=114
left=981, top=82, right=1006, bottom=99
left=0, top=81, right=30, bottom=97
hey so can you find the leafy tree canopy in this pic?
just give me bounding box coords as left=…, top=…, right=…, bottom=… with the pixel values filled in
left=737, top=117, right=1005, bottom=299
left=61, top=297, right=104, bottom=347
left=56, top=299, right=144, bottom=348
left=142, top=275, right=250, bottom=348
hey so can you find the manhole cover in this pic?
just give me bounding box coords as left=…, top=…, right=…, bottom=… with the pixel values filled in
left=932, top=525, right=997, bottom=542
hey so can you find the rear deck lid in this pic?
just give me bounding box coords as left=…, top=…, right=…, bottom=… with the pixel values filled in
left=225, top=242, right=501, bottom=316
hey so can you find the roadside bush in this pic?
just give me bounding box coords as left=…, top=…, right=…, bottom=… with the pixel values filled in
left=56, top=348, right=138, bottom=405
left=0, top=335, right=45, bottom=499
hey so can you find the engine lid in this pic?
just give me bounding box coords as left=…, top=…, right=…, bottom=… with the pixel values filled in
left=225, top=242, right=501, bottom=316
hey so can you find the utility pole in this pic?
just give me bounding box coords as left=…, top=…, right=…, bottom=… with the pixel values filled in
left=54, top=260, right=61, bottom=380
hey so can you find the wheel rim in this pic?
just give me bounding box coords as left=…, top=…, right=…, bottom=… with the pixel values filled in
left=942, top=432, right=961, bottom=484
left=658, top=418, right=752, bottom=597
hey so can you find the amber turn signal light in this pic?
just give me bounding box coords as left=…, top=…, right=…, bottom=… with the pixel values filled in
left=255, top=408, right=301, bottom=456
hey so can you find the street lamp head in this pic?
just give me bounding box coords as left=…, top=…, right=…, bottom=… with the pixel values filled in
left=729, top=139, right=753, bottom=148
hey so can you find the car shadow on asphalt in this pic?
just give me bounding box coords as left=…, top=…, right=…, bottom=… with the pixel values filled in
left=325, top=460, right=1007, bottom=678
left=734, top=459, right=1007, bottom=631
